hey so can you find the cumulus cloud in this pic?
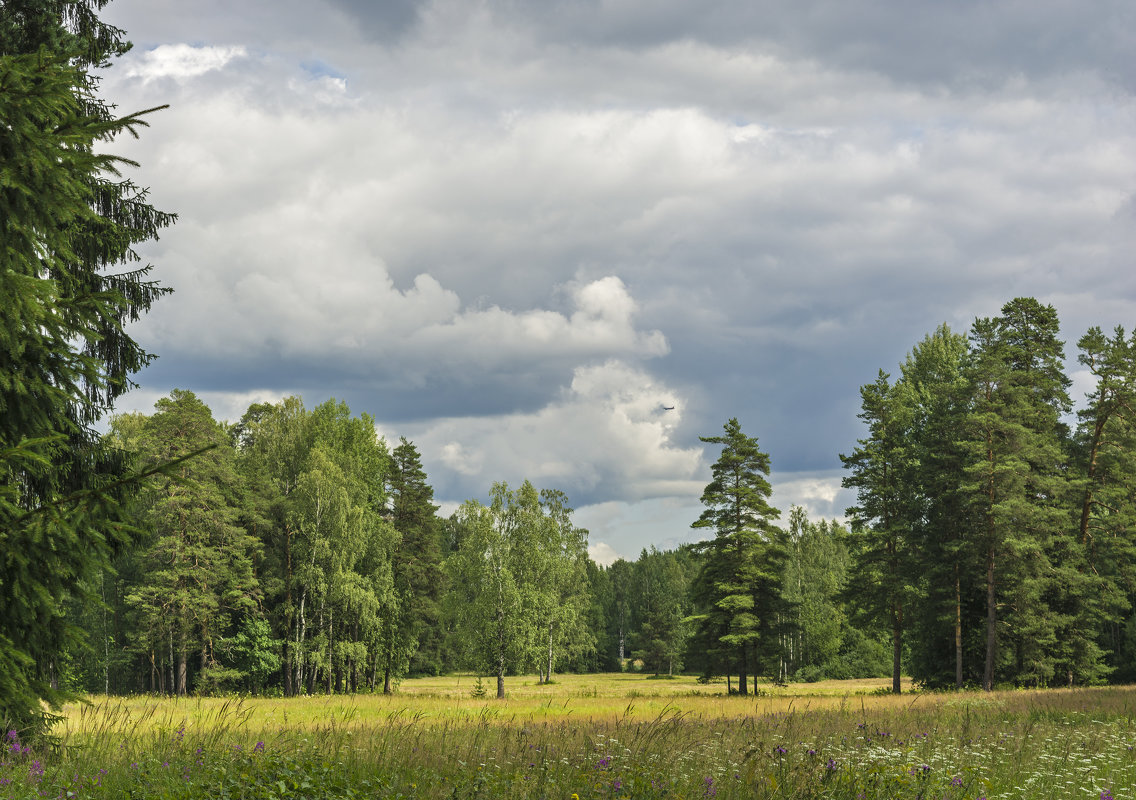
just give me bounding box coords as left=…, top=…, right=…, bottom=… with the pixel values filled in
left=122, top=44, right=247, bottom=82
left=405, top=360, right=702, bottom=506
left=97, top=1, right=1135, bottom=546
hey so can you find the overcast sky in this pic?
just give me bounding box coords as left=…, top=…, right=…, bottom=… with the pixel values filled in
left=98, top=0, right=1135, bottom=564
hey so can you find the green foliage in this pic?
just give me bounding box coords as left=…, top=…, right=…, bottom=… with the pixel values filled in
left=688, top=419, right=786, bottom=691
left=0, top=1, right=172, bottom=734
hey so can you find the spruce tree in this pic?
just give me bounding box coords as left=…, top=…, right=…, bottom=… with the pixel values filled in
left=1, top=0, right=172, bottom=732
left=386, top=438, right=444, bottom=683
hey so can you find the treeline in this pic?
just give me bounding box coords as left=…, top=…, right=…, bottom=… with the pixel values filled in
left=842, top=298, right=1136, bottom=691
left=59, top=390, right=891, bottom=697
left=63, top=296, right=1136, bottom=697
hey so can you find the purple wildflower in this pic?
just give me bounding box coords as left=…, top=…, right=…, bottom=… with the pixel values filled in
left=253, top=741, right=266, bottom=754
left=28, top=760, right=44, bottom=783
left=951, top=775, right=964, bottom=787
left=1100, top=791, right=1114, bottom=800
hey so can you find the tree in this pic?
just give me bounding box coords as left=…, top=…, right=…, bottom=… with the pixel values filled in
left=688, top=418, right=784, bottom=694
left=630, top=548, right=688, bottom=676
left=841, top=371, right=919, bottom=694
left=1, top=1, right=172, bottom=733
left=534, top=488, right=593, bottom=682
left=124, top=390, right=260, bottom=696
left=445, top=496, right=526, bottom=698
left=961, top=298, right=1075, bottom=689
left=386, top=438, right=444, bottom=682
left=780, top=507, right=849, bottom=681
left=233, top=396, right=313, bottom=696
left=1066, top=326, right=1136, bottom=682
left=899, top=325, right=976, bottom=689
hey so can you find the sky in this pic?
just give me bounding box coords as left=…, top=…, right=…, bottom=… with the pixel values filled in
left=97, top=0, right=1135, bottom=564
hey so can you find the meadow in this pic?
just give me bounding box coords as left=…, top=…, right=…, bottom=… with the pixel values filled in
left=3, top=673, right=1135, bottom=799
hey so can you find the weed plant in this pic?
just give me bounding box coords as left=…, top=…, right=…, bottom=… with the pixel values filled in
left=3, top=677, right=1135, bottom=799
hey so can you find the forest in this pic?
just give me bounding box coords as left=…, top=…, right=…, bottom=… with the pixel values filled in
left=52, top=298, right=1136, bottom=708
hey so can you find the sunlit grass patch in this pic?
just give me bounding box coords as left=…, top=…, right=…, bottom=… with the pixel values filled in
left=4, top=677, right=1135, bottom=798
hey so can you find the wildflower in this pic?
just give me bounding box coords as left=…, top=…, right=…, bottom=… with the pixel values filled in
left=1100, top=791, right=1114, bottom=800
left=826, top=758, right=838, bottom=771
left=774, top=746, right=787, bottom=755
left=28, top=760, right=44, bottom=783
left=806, top=749, right=816, bottom=757
left=254, top=741, right=266, bottom=754
left=951, top=775, right=964, bottom=787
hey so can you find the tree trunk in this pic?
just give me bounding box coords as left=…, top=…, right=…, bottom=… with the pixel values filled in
left=955, top=565, right=963, bottom=689
left=284, top=526, right=293, bottom=696
left=547, top=622, right=554, bottom=684
left=327, top=607, right=335, bottom=695
left=738, top=644, right=748, bottom=696
left=1079, top=413, right=1107, bottom=544
left=984, top=544, right=997, bottom=692
left=295, top=585, right=307, bottom=694
left=177, top=645, right=187, bottom=696
left=891, top=602, right=903, bottom=694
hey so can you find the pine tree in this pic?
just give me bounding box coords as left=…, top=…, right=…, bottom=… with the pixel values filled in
left=124, top=390, right=260, bottom=696
left=1072, top=326, right=1136, bottom=681
left=900, top=325, right=977, bottom=689
left=962, top=298, right=1075, bottom=689
left=688, top=419, right=784, bottom=694
left=840, top=371, right=919, bottom=694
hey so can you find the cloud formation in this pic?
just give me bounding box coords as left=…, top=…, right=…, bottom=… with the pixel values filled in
left=99, top=1, right=1135, bottom=557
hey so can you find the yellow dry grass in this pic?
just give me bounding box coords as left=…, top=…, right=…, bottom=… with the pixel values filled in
left=57, top=672, right=1135, bottom=743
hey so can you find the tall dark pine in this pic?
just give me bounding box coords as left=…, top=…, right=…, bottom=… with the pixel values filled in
left=962, top=298, right=1074, bottom=689
left=689, top=419, right=783, bottom=694
left=0, top=1, right=172, bottom=733
left=841, top=371, right=918, bottom=694
left=900, top=325, right=975, bottom=689
left=386, top=438, right=443, bottom=685
left=1073, top=326, right=1136, bottom=680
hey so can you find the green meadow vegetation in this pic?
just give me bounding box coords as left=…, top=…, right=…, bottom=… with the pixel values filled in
left=4, top=675, right=1136, bottom=799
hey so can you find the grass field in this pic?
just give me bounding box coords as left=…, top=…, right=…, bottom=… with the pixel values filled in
left=4, top=674, right=1136, bottom=798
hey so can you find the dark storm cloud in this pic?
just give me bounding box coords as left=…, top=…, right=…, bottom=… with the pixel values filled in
left=322, top=0, right=423, bottom=41
left=328, top=0, right=1135, bottom=89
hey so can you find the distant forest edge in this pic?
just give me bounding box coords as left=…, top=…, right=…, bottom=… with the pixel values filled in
left=66, top=294, right=1136, bottom=702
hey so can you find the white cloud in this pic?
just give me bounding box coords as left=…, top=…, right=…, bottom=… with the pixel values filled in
left=587, top=541, right=624, bottom=567
left=408, top=360, right=703, bottom=504
left=123, top=44, right=247, bottom=82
